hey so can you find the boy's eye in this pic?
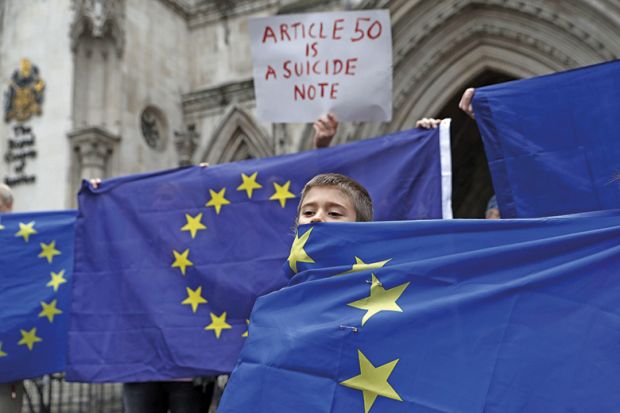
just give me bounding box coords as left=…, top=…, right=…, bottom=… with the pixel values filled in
left=302, top=210, right=314, bottom=216
left=328, top=211, right=343, bottom=217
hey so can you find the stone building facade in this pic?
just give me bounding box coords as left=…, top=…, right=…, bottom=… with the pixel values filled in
left=1, top=0, right=619, bottom=216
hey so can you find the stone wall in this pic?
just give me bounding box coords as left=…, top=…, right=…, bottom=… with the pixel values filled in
left=0, top=0, right=74, bottom=212
left=2, top=0, right=619, bottom=212
left=111, top=0, right=190, bottom=176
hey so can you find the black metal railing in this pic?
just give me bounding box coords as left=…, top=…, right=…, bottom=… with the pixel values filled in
left=22, top=374, right=123, bottom=413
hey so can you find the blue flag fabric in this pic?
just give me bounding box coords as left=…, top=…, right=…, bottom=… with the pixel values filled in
left=66, top=125, right=452, bottom=382
left=473, top=60, right=620, bottom=218
left=219, top=211, right=620, bottom=413
left=0, top=210, right=76, bottom=383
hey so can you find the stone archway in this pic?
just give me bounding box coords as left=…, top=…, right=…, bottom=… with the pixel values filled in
left=332, top=0, right=620, bottom=215
left=337, top=0, right=620, bottom=142
left=201, top=106, right=273, bottom=164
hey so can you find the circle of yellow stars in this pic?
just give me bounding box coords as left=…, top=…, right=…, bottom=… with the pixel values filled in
left=287, top=227, right=410, bottom=413
left=170, top=170, right=295, bottom=340
left=0, top=220, right=67, bottom=359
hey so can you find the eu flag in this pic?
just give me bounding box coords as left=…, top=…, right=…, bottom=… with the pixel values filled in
left=0, top=210, right=76, bottom=383
left=473, top=60, right=620, bottom=218
left=66, top=125, right=452, bottom=382
left=219, top=211, right=620, bottom=413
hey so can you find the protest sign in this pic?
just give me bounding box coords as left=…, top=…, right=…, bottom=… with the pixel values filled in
left=248, top=10, right=392, bottom=122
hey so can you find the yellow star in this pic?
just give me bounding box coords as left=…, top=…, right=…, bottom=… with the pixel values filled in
left=181, top=213, right=207, bottom=239
left=269, top=180, right=296, bottom=208
left=47, top=270, right=67, bottom=292
left=205, top=188, right=231, bottom=214
left=181, top=286, right=208, bottom=313
left=15, top=221, right=37, bottom=242
left=171, top=249, right=193, bottom=276
left=18, top=328, right=43, bottom=351
left=287, top=228, right=315, bottom=273
left=347, top=274, right=410, bottom=326
left=0, top=342, right=7, bottom=357
left=39, top=299, right=63, bottom=323
left=204, top=312, right=232, bottom=339
left=237, top=172, right=263, bottom=199
left=337, top=257, right=392, bottom=276
left=242, top=319, right=249, bottom=337
left=0, top=223, right=4, bottom=231
left=340, top=350, right=402, bottom=413
left=38, top=240, right=61, bottom=263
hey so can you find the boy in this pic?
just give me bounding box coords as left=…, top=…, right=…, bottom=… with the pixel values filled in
left=296, top=173, right=373, bottom=225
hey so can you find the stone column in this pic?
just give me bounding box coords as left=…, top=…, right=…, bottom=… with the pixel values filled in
left=68, top=126, right=120, bottom=180
left=272, top=123, right=289, bottom=155
left=174, top=126, right=199, bottom=167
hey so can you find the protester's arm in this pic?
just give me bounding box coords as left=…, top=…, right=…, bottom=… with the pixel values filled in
left=313, top=113, right=338, bottom=148
left=459, top=87, right=475, bottom=119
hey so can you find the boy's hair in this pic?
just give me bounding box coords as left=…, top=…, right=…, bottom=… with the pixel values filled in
left=296, top=173, right=373, bottom=223
left=0, top=184, right=13, bottom=211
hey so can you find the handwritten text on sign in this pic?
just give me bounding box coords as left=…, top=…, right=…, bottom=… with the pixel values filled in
left=248, top=10, right=392, bottom=122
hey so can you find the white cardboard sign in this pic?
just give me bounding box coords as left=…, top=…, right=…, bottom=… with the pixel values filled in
left=248, top=10, right=392, bottom=123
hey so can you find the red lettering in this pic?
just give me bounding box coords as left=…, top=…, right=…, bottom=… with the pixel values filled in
left=367, top=20, right=382, bottom=39
left=283, top=61, right=292, bottom=79
left=319, top=22, right=326, bottom=39
left=345, top=58, right=358, bottom=75
left=307, top=85, right=316, bottom=99
left=309, top=23, right=317, bottom=39
left=318, top=82, right=329, bottom=96
left=291, top=22, right=304, bottom=39
left=310, top=42, right=318, bottom=57
left=330, top=83, right=339, bottom=99
left=293, top=83, right=339, bottom=101
left=332, top=59, right=343, bottom=75
left=262, top=26, right=277, bottom=43
left=280, top=24, right=291, bottom=41
left=351, top=17, right=370, bottom=42
left=294, top=62, right=303, bottom=77
left=332, top=18, right=344, bottom=39
left=264, top=65, right=277, bottom=80
left=294, top=84, right=305, bottom=101
left=312, top=61, right=320, bottom=75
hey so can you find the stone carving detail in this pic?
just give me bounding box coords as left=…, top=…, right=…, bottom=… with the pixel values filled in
left=393, top=23, right=580, bottom=110
left=201, top=106, right=273, bottom=165
left=4, top=59, right=46, bottom=123
left=68, top=126, right=120, bottom=180
left=140, top=107, right=167, bottom=151
left=392, top=0, right=615, bottom=71
left=174, top=125, right=199, bottom=167
left=375, top=0, right=619, bottom=140
left=182, top=80, right=255, bottom=117
left=70, top=0, right=125, bottom=55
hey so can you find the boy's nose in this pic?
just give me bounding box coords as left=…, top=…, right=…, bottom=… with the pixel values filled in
left=310, top=211, right=325, bottom=223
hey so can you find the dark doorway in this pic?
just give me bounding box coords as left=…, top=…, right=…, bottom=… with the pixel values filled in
left=437, top=71, right=516, bottom=218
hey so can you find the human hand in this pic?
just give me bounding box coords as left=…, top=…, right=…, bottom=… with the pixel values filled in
left=217, top=375, right=229, bottom=388
left=89, top=178, right=101, bottom=189
left=458, top=87, right=475, bottom=119
left=313, top=113, right=338, bottom=148
left=415, top=118, right=442, bottom=129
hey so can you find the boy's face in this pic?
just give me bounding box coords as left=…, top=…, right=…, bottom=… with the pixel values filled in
left=298, top=185, right=357, bottom=225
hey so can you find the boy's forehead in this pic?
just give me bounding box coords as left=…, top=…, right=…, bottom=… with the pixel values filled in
left=303, top=185, right=352, bottom=204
